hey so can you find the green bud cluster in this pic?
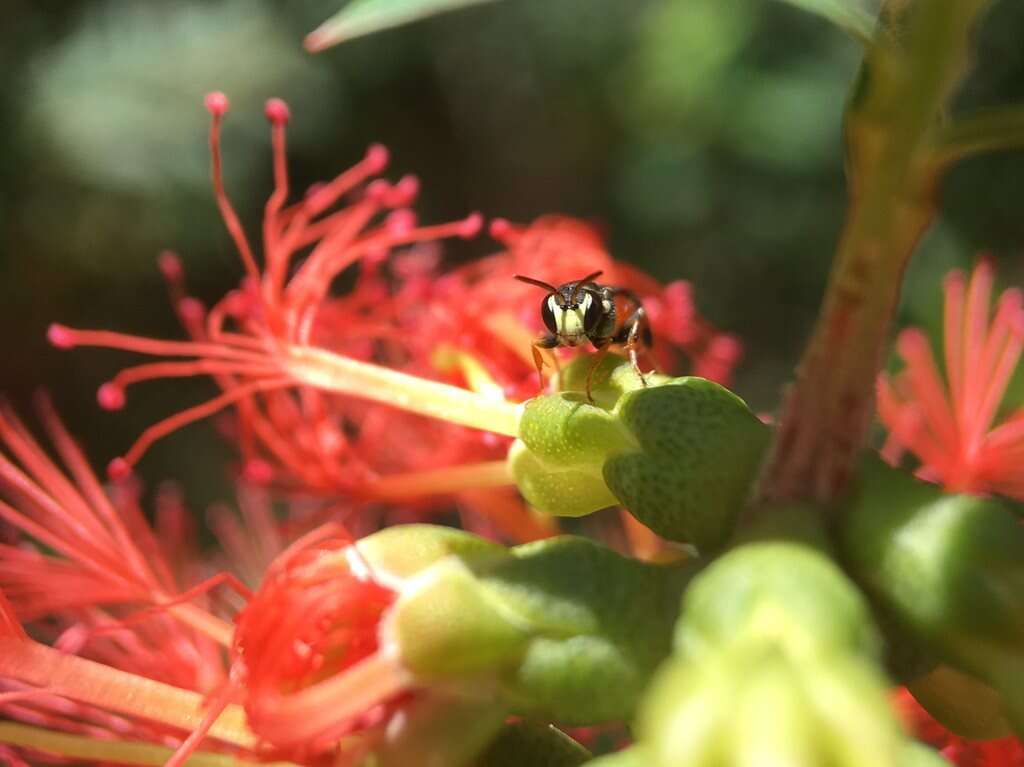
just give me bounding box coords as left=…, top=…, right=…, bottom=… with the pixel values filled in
left=841, top=456, right=1024, bottom=737
left=359, top=524, right=695, bottom=726
left=622, top=539, right=910, bottom=767
left=510, top=355, right=770, bottom=552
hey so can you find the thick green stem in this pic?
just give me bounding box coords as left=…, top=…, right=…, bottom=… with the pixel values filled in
left=365, top=461, right=514, bottom=501
left=284, top=345, right=522, bottom=437
left=759, top=0, right=993, bottom=504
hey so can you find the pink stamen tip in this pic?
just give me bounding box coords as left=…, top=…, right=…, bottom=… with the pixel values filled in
left=457, top=212, right=484, bottom=239
left=204, top=91, right=229, bottom=117
left=709, top=334, right=743, bottom=361
left=223, top=290, right=249, bottom=317
left=386, top=209, right=417, bottom=235
left=242, top=458, right=274, bottom=485
left=365, top=179, right=390, bottom=204
left=178, top=296, right=206, bottom=323
left=942, top=270, right=966, bottom=293
left=107, top=457, right=132, bottom=482
left=365, top=245, right=389, bottom=265
left=264, top=98, right=291, bottom=125
left=304, top=181, right=326, bottom=200
left=47, top=323, right=77, bottom=349
left=157, top=250, right=184, bottom=282
left=97, top=383, right=127, bottom=411
left=488, top=217, right=520, bottom=244
left=364, top=144, right=390, bottom=174
left=388, top=175, right=420, bottom=207
left=897, top=327, right=929, bottom=357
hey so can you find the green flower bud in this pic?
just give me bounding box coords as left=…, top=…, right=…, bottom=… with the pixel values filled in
left=364, top=525, right=694, bottom=724
left=675, top=541, right=881, bottom=661
left=481, top=537, right=695, bottom=723
left=510, top=358, right=770, bottom=551
left=373, top=692, right=509, bottom=767
left=474, top=721, right=591, bottom=767
left=841, top=456, right=1024, bottom=734
left=639, top=643, right=904, bottom=767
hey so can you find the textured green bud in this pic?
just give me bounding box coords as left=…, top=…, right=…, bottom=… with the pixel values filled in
left=371, top=525, right=693, bottom=724
left=373, top=692, right=508, bottom=767
left=639, top=643, right=903, bottom=767
left=841, top=456, right=1024, bottom=734
left=359, top=523, right=507, bottom=580
left=474, top=721, right=591, bottom=767
left=510, top=356, right=770, bottom=551
left=481, top=536, right=695, bottom=723
left=676, top=541, right=880, bottom=661
left=389, top=557, right=533, bottom=677
left=603, top=378, right=770, bottom=550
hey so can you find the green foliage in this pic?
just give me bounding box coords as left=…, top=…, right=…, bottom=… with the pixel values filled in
left=770, top=0, right=877, bottom=45
left=306, top=0, right=500, bottom=50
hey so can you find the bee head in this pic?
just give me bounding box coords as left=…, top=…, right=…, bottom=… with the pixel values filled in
left=516, top=271, right=605, bottom=344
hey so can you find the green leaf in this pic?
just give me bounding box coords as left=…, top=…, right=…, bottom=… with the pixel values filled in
left=306, top=0, right=501, bottom=51
left=770, top=0, right=877, bottom=45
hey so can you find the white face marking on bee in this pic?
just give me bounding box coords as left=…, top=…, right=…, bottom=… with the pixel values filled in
left=549, top=292, right=591, bottom=345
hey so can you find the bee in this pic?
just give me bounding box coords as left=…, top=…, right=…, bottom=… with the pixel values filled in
left=514, top=270, right=653, bottom=400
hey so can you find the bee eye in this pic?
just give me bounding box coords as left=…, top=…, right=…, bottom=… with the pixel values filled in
left=582, top=293, right=602, bottom=331
left=540, top=296, right=558, bottom=334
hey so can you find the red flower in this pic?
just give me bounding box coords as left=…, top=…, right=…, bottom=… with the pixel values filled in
left=878, top=260, right=1024, bottom=498
left=231, top=530, right=404, bottom=758
left=0, top=401, right=410, bottom=765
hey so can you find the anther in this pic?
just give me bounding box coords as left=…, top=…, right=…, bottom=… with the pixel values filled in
left=107, top=457, right=133, bottom=482
left=157, top=251, right=184, bottom=284
left=386, top=209, right=417, bottom=236
left=363, top=144, right=389, bottom=174
left=204, top=91, right=229, bottom=117
left=47, top=324, right=77, bottom=350
left=97, top=383, right=127, bottom=411
left=457, top=212, right=484, bottom=239
left=264, top=98, right=291, bottom=125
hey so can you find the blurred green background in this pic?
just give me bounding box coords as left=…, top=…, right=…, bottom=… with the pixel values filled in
left=2, top=0, right=1023, bottom=507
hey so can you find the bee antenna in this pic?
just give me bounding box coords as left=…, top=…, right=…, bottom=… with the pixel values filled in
left=570, top=271, right=603, bottom=304
left=514, top=274, right=559, bottom=293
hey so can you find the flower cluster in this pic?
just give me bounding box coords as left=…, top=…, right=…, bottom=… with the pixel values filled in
left=0, top=94, right=745, bottom=766
left=878, top=260, right=1024, bottom=499
left=47, top=94, right=738, bottom=545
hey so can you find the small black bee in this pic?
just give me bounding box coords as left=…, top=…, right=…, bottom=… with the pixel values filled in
left=514, top=270, right=652, bottom=400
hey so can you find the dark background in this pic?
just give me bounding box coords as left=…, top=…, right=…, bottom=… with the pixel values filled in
left=2, top=0, right=1023, bottom=508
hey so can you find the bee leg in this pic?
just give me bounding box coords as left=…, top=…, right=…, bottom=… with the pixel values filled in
left=615, top=308, right=651, bottom=387
left=532, top=334, right=560, bottom=391
left=585, top=342, right=612, bottom=403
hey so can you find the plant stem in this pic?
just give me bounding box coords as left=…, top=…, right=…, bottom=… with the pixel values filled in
left=0, top=638, right=254, bottom=748
left=0, top=722, right=295, bottom=767
left=759, top=0, right=994, bottom=504
left=284, top=345, right=523, bottom=437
